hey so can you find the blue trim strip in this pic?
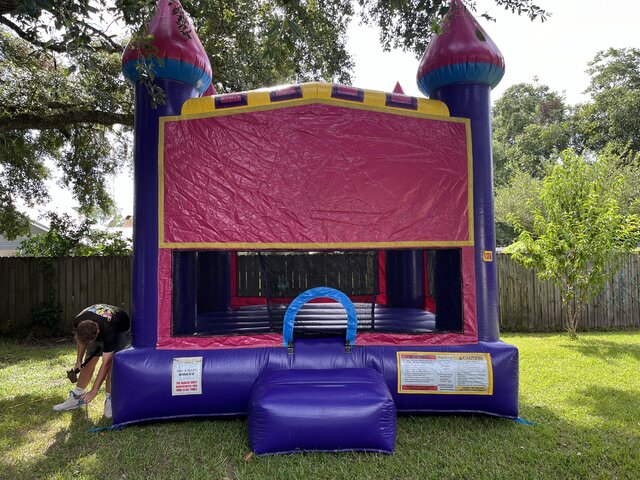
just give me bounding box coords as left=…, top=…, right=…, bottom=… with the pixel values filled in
left=513, top=417, right=538, bottom=426
left=282, top=287, right=358, bottom=347
left=122, top=58, right=212, bottom=95
left=89, top=424, right=126, bottom=433
left=418, top=62, right=505, bottom=96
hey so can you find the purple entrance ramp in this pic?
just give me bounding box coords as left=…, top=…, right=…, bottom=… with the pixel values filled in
left=248, top=368, right=396, bottom=455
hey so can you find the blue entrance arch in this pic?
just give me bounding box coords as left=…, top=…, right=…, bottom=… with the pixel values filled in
left=282, top=287, right=358, bottom=347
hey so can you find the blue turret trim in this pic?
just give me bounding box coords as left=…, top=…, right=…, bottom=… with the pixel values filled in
left=123, top=58, right=212, bottom=95
left=418, top=62, right=504, bottom=97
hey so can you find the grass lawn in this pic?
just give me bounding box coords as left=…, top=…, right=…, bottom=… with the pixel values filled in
left=1, top=332, right=639, bottom=480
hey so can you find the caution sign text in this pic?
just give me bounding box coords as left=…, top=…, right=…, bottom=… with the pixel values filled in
left=397, top=352, right=493, bottom=395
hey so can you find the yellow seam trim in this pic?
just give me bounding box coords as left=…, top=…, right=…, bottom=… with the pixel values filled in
left=465, top=119, right=474, bottom=245
left=158, top=117, right=166, bottom=244
left=159, top=241, right=474, bottom=249
left=171, top=97, right=460, bottom=123
left=181, top=82, right=450, bottom=117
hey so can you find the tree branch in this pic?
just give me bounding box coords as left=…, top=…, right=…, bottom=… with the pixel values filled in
left=0, top=15, right=123, bottom=54
left=0, top=110, right=133, bottom=132
left=0, top=16, right=67, bottom=52
left=75, top=20, right=123, bottom=54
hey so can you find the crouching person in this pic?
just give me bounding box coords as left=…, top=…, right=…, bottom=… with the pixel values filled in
left=53, top=304, right=131, bottom=418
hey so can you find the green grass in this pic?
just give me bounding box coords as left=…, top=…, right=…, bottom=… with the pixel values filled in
left=1, top=332, right=639, bottom=480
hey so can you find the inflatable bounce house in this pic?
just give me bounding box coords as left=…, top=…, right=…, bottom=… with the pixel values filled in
left=115, top=0, right=518, bottom=454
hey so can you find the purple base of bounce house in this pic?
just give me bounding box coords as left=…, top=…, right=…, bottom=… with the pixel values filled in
left=112, top=339, right=518, bottom=426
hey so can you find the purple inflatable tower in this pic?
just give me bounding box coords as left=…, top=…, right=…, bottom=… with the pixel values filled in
left=417, top=0, right=505, bottom=341
left=122, top=0, right=211, bottom=348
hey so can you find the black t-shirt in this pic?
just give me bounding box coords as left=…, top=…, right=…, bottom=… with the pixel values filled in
left=74, top=304, right=130, bottom=353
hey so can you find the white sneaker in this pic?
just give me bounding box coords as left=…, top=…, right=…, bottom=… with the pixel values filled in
left=53, top=391, right=84, bottom=411
left=104, top=396, right=112, bottom=418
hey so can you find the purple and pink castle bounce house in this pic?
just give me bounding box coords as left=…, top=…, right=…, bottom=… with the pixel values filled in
left=115, top=0, right=518, bottom=454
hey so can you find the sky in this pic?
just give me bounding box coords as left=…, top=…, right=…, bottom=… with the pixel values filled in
left=39, top=0, right=640, bottom=224
left=349, top=0, right=640, bottom=104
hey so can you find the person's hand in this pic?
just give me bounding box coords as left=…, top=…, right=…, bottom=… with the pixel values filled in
left=81, top=388, right=98, bottom=405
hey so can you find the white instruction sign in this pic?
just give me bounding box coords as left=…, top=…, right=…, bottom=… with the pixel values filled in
left=172, top=356, right=203, bottom=396
left=397, top=352, right=492, bottom=395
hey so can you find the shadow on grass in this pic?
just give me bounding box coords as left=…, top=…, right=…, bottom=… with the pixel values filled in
left=0, top=392, right=93, bottom=446
left=562, top=338, right=640, bottom=362
left=0, top=391, right=113, bottom=479
left=0, top=394, right=249, bottom=480
left=569, top=385, right=640, bottom=424
left=0, top=400, right=638, bottom=480
left=0, top=337, right=74, bottom=370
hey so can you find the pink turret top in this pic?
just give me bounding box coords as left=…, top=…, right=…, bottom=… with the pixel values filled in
left=416, top=0, right=504, bottom=96
left=122, top=0, right=213, bottom=95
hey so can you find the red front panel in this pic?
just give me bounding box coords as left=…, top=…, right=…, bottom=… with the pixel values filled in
left=161, top=103, right=471, bottom=248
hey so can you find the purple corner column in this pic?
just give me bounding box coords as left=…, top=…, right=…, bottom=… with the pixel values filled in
left=130, top=80, right=200, bottom=347
left=432, top=83, right=499, bottom=340
left=417, top=0, right=505, bottom=341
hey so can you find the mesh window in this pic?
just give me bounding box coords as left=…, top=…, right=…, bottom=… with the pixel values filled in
left=171, top=249, right=463, bottom=337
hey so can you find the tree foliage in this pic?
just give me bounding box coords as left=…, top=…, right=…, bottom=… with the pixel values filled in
left=494, top=170, right=541, bottom=246
left=0, top=0, right=547, bottom=239
left=360, top=0, right=548, bottom=56
left=493, top=49, right=640, bottom=190
left=573, top=48, right=640, bottom=159
left=492, top=81, right=571, bottom=187
left=0, top=30, right=131, bottom=239
left=505, top=149, right=640, bottom=337
left=493, top=49, right=640, bottom=245
left=17, top=212, right=132, bottom=257
left=191, top=0, right=355, bottom=93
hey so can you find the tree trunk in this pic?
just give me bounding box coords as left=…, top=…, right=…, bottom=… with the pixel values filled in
left=562, top=293, right=579, bottom=338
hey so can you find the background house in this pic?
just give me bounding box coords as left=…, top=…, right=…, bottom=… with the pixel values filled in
left=0, top=220, right=49, bottom=257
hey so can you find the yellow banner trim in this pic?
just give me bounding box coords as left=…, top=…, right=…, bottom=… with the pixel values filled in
left=159, top=240, right=474, bottom=249
left=180, top=82, right=450, bottom=117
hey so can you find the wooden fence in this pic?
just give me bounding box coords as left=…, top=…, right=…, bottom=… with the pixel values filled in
left=498, top=253, right=640, bottom=331
left=0, top=257, right=131, bottom=334
left=236, top=251, right=376, bottom=297
left=1, top=254, right=639, bottom=334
